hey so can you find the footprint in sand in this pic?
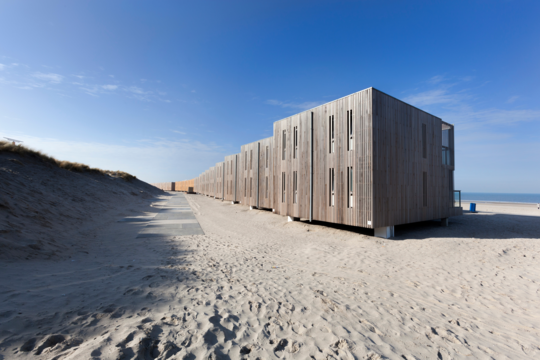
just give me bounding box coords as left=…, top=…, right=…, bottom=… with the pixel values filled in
left=249, top=301, right=263, bottom=314
left=274, top=339, right=301, bottom=358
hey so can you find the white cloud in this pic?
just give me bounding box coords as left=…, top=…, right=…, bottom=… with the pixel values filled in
left=127, top=86, right=147, bottom=95
left=32, top=72, right=63, bottom=83
left=403, top=89, right=464, bottom=107
left=428, top=75, right=446, bottom=84
left=172, top=130, right=186, bottom=134
left=0, top=64, right=5, bottom=70
left=507, top=95, right=519, bottom=104
left=266, top=99, right=323, bottom=111
left=444, top=108, right=540, bottom=128
left=102, top=84, right=118, bottom=90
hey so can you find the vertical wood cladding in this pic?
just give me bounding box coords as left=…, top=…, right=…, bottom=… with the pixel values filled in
left=371, top=88, right=459, bottom=228
left=240, top=141, right=259, bottom=206
left=188, top=87, right=461, bottom=229
left=224, top=154, right=239, bottom=202
left=258, top=137, right=273, bottom=209
left=174, top=179, right=195, bottom=192
left=214, top=162, right=224, bottom=199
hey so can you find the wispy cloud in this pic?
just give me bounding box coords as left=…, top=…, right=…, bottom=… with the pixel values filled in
left=32, top=72, right=63, bottom=83
left=428, top=75, right=446, bottom=84
left=0, top=58, right=170, bottom=102
left=127, top=86, right=147, bottom=95
left=507, top=95, right=519, bottom=104
left=266, top=99, right=323, bottom=111
left=403, top=88, right=467, bottom=107
left=444, top=108, right=540, bottom=128
left=172, top=130, right=186, bottom=134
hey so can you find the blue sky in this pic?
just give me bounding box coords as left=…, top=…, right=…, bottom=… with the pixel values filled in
left=1, top=0, right=539, bottom=193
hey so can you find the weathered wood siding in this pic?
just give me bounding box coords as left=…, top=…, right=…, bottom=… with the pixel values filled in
left=151, top=182, right=176, bottom=191
left=272, top=88, right=373, bottom=227
left=258, top=137, right=273, bottom=209
left=273, top=111, right=312, bottom=219
left=224, top=154, right=239, bottom=202
left=189, top=87, right=461, bottom=230
left=214, top=162, right=224, bottom=199
left=372, top=89, right=461, bottom=227
left=239, top=141, right=259, bottom=206
left=175, top=179, right=195, bottom=192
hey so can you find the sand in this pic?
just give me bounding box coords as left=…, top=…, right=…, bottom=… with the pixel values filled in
left=1, top=170, right=540, bottom=359
left=0, top=152, right=163, bottom=260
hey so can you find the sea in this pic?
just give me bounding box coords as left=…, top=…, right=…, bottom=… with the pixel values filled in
left=458, top=192, right=540, bottom=204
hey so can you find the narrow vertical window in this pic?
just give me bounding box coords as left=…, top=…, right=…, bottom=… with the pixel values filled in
left=347, top=167, right=353, bottom=208
left=329, top=168, right=335, bottom=206
left=266, top=176, right=268, bottom=198
left=250, top=177, right=252, bottom=197
left=293, top=126, right=298, bottom=159
left=244, top=178, right=247, bottom=197
left=266, top=146, right=269, bottom=168
left=282, top=130, right=286, bottom=160
left=250, top=149, right=252, bottom=170
left=349, top=110, right=353, bottom=151
left=293, top=171, right=298, bottom=204
left=282, top=172, right=285, bottom=203
left=329, top=116, right=335, bottom=153
left=422, top=124, right=427, bottom=159
left=423, top=171, right=428, bottom=207
left=245, top=151, right=247, bottom=170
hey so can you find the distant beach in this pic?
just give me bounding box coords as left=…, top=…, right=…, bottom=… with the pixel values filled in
left=459, top=192, right=540, bottom=204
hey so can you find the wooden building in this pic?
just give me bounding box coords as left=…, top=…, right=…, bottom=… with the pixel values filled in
left=151, top=182, right=175, bottom=191
left=258, top=137, right=273, bottom=210
left=239, top=140, right=260, bottom=208
left=215, top=161, right=224, bottom=200
left=175, top=179, right=194, bottom=192
left=188, top=87, right=461, bottom=238
left=224, top=154, right=239, bottom=203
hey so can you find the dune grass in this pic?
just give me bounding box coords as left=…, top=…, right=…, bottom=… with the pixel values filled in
left=0, top=141, right=136, bottom=181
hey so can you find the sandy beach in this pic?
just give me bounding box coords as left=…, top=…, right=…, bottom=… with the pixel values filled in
left=1, top=183, right=540, bottom=360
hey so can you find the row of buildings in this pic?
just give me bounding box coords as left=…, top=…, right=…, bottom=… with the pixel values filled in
left=157, top=87, right=462, bottom=238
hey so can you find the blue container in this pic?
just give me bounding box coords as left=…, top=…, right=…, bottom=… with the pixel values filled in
left=469, top=203, right=476, bottom=212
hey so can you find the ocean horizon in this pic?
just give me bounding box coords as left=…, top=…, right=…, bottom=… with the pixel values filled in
left=458, top=192, right=540, bottom=204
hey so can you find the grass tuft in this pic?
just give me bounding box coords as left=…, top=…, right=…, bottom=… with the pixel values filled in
left=0, top=141, right=137, bottom=181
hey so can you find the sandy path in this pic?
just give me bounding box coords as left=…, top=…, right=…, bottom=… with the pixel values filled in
left=1, top=194, right=539, bottom=359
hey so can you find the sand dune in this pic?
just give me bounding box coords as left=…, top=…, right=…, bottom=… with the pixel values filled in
left=0, top=152, right=163, bottom=260
left=1, top=159, right=540, bottom=359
